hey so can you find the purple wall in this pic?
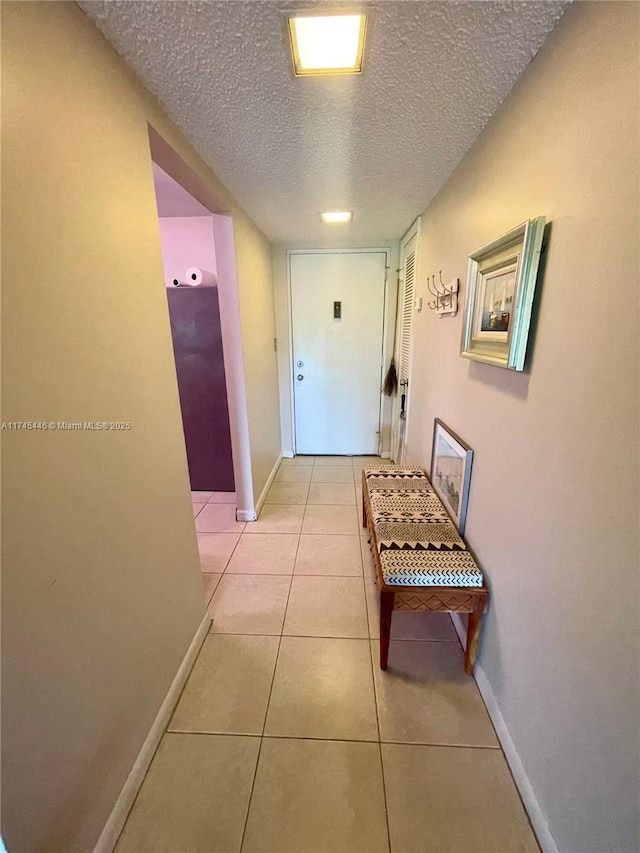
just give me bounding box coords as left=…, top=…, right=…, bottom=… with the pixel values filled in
left=157, top=214, right=234, bottom=492
left=167, top=287, right=235, bottom=491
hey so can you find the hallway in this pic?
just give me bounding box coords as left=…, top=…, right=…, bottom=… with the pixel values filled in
left=115, top=457, right=537, bottom=852
left=3, top=3, right=639, bottom=850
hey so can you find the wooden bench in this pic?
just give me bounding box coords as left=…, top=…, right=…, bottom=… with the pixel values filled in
left=361, top=465, right=489, bottom=675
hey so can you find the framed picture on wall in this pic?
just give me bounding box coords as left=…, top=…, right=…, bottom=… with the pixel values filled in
left=460, top=217, right=546, bottom=371
left=430, top=419, right=473, bottom=535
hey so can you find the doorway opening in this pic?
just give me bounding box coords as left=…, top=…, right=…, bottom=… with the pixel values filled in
left=147, top=127, right=256, bottom=609
left=153, top=168, right=235, bottom=495
left=147, top=126, right=254, bottom=520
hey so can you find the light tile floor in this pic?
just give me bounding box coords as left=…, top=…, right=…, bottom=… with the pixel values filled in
left=117, top=458, right=539, bottom=853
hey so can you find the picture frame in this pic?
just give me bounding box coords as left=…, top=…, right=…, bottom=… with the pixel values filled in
left=460, top=217, right=546, bottom=370
left=430, top=418, right=473, bottom=535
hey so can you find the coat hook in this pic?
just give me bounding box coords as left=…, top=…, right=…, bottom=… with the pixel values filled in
left=425, top=271, right=459, bottom=314
left=426, top=276, right=440, bottom=299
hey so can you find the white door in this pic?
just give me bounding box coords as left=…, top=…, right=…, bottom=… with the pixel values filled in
left=290, top=251, right=387, bottom=455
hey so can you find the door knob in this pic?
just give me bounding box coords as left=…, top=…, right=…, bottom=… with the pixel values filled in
left=297, top=374, right=304, bottom=381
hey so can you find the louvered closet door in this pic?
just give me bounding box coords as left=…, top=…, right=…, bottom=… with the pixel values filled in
left=393, top=228, right=418, bottom=462
left=398, top=235, right=416, bottom=387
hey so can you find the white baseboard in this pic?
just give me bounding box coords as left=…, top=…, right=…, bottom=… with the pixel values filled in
left=282, top=450, right=294, bottom=459
left=236, top=509, right=257, bottom=522
left=253, top=454, right=282, bottom=518
left=450, top=613, right=558, bottom=853
left=93, top=613, right=211, bottom=853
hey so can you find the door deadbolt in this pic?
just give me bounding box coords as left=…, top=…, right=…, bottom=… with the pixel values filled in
left=297, top=374, right=304, bottom=381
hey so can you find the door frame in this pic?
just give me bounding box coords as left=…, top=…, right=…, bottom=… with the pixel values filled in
left=286, top=248, right=392, bottom=456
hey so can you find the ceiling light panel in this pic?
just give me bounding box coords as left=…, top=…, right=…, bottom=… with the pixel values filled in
left=321, top=211, right=353, bottom=223
left=289, top=14, right=366, bottom=76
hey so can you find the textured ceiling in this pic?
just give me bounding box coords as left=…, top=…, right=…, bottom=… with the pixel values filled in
left=80, top=0, right=569, bottom=244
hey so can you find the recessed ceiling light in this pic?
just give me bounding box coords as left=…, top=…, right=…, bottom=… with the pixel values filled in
left=288, top=14, right=366, bottom=76
left=320, top=211, right=353, bottom=224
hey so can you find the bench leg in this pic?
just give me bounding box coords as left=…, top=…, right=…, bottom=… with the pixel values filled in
left=362, top=493, right=367, bottom=528
left=464, top=607, right=485, bottom=675
left=379, top=590, right=395, bottom=670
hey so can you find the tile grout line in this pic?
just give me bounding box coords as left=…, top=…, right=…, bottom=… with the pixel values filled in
left=163, top=637, right=211, bottom=734
left=279, top=533, right=302, bottom=641
left=237, top=531, right=299, bottom=853
left=201, top=530, right=246, bottom=613
left=193, top=504, right=206, bottom=519
left=111, top=623, right=212, bottom=849
left=359, top=465, right=393, bottom=853
left=357, top=466, right=392, bottom=847
left=221, top=531, right=244, bottom=575
left=209, top=624, right=454, bottom=646
left=250, top=531, right=361, bottom=536
left=205, top=630, right=459, bottom=643
left=206, top=491, right=236, bottom=505
left=201, top=530, right=371, bottom=538
left=203, top=575, right=222, bottom=607
left=220, top=572, right=367, bottom=579
left=360, top=523, right=393, bottom=853
left=161, top=727, right=502, bottom=749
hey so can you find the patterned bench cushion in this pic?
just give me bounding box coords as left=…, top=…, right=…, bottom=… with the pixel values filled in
left=366, top=476, right=433, bottom=492
left=364, top=465, right=428, bottom=481
left=363, top=466, right=432, bottom=495
left=380, top=549, right=484, bottom=588
left=369, top=490, right=450, bottom=524
left=376, top=521, right=466, bottom=552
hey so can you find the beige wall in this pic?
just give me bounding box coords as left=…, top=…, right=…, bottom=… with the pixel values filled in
left=406, top=4, right=639, bottom=851
left=1, top=2, right=279, bottom=850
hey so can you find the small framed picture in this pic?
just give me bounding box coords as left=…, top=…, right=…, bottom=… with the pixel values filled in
left=460, top=217, right=546, bottom=370
left=430, top=419, right=473, bottom=535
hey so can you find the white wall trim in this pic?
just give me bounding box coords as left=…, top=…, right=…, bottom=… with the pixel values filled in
left=93, top=613, right=211, bottom=853
left=451, top=614, right=558, bottom=853
left=236, top=508, right=257, bottom=522
left=211, top=213, right=255, bottom=520
left=253, top=454, right=282, bottom=518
